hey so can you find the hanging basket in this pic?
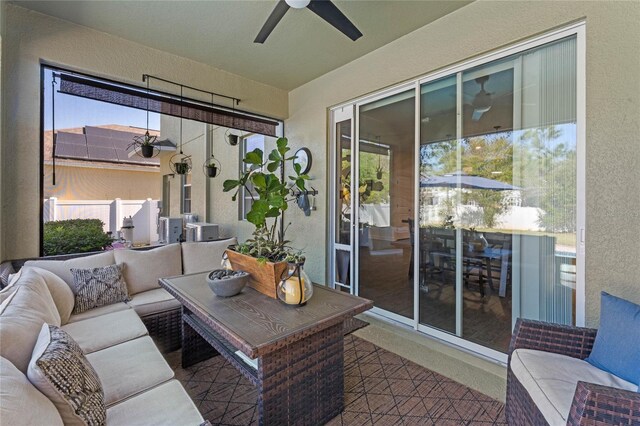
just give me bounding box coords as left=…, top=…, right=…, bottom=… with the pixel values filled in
left=170, top=153, right=192, bottom=175
left=128, top=131, right=159, bottom=158
left=224, top=129, right=240, bottom=146
left=203, top=157, right=222, bottom=178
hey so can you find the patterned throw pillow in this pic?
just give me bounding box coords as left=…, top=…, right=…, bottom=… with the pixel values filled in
left=27, top=324, right=106, bottom=425
left=0, top=261, right=14, bottom=289
left=70, top=264, right=129, bottom=315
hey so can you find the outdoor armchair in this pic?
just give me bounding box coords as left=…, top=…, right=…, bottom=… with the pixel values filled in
left=506, top=318, right=640, bottom=425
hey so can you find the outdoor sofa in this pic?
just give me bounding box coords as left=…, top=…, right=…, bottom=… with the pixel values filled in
left=506, top=318, right=640, bottom=425
left=0, top=239, right=235, bottom=425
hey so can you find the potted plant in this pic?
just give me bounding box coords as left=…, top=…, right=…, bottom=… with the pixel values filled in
left=204, top=157, right=221, bottom=178
left=128, top=131, right=158, bottom=158
left=223, top=137, right=309, bottom=298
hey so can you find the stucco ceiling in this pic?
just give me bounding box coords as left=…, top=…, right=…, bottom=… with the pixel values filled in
left=13, top=0, right=472, bottom=90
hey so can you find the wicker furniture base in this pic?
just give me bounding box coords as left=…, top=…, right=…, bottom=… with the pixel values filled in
left=140, top=308, right=182, bottom=353
left=160, top=272, right=372, bottom=426
left=182, top=309, right=344, bottom=425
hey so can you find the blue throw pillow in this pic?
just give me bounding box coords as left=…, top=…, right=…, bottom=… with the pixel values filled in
left=586, top=292, right=640, bottom=387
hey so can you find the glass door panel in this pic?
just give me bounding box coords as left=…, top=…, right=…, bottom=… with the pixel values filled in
left=418, top=76, right=459, bottom=334
left=418, top=36, right=578, bottom=353
left=358, top=89, right=415, bottom=319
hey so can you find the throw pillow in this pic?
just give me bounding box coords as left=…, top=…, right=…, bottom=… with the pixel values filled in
left=0, top=261, right=14, bottom=289
left=113, top=243, right=182, bottom=295
left=586, top=292, right=640, bottom=386
left=70, top=264, right=129, bottom=315
left=27, top=324, right=106, bottom=425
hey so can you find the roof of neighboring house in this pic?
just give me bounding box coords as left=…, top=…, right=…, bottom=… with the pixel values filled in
left=44, top=125, right=171, bottom=169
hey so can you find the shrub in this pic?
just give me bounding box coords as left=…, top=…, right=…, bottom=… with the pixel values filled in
left=43, top=219, right=113, bottom=256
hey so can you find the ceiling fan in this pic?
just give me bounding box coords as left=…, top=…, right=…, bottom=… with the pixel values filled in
left=254, top=0, right=363, bottom=44
left=471, top=76, right=492, bottom=121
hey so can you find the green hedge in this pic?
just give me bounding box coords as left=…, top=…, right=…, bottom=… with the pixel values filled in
left=43, top=219, right=113, bottom=256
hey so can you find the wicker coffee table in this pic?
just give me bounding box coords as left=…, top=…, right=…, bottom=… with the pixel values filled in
left=159, top=272, right=373, bottom=425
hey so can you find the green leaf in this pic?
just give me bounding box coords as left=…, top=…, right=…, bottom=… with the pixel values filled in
left=251, top=173, right=266, bottom=189
left=244, top=149, right=263, bottom=165
left=265, top=207, right=280, bottom=218
left=295, top=178, right=306, bottom=190
left=268, top=151, right=281, bottom=161
left=293, top=162, right=302, bottom=175
left=246, top=210, right=265, bottom=227
left=267, top=161, right=280, bottom=173
left=276, top=137, right=288, bottom=153
left=268, top=194, right=285, bottom=208
left=222, top=179, right=240, bottom=192
left=252, top=199, right=269, bottom=213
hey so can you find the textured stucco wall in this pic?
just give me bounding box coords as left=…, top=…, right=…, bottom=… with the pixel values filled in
left=1, top=4, right=288, bottom=260
left=286, top=0, right=640, bottom=326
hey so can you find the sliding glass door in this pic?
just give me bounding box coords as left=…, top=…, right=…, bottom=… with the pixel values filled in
left=330, top=26, right=583, bottom=360
left=357, top=89, right=415, bottom=320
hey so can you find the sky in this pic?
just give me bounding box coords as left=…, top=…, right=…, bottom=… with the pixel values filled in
left=43, top=69, right=160, bottom=131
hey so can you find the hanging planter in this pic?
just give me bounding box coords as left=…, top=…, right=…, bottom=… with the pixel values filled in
left=224, top=128, right=242, bottom=146
left=128, top=131, right=159, bottom=158
left=170, top=153, right=192, bottom=175
left=130, top=76, right=159, bottom=159
left=203, top=156, right=221, bottom=178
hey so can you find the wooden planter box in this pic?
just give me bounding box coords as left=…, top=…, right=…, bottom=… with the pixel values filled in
left=225, top=250, right=288, bottom=299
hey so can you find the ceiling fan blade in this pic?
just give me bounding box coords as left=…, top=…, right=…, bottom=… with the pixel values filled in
left=254, top=0, right=290, bottom=44
left=306, top=0, right=362, bottom=41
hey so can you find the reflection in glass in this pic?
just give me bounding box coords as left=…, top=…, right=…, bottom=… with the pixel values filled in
left=358, top=90, right=415, bottom=319
left=418, top=36, right=577, bottom=353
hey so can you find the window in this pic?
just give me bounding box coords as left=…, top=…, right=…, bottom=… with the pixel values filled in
left=41, top=65, right=284, bottom=255
left=181, top=173, right=192, bottom=214
left=238, top=134, right=266, bottom=220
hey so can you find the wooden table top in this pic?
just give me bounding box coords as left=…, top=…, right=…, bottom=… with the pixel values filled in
left=160, top=272, right=373, bottom=358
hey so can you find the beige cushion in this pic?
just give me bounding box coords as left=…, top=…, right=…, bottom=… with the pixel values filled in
left=0, top=356, right=64, bottom=426
left=106, top=380, right=204, bottom=426
left=114, top=244, right=182, bottom=295
left=511, top=348, right=637, bottom=425
left=27, top=324, right=106, bottom=425
left=86, top=336, right=174, bottom=407
left=0, top=282, right=18, bottom=304
left=22, top=267, right=75, bottom=324
left=181, top=237, right=237, bottom=274
left=66, top=302, right=131, bottom=323
left=127, top=288, right=181, bottom=317
left=0, top=270, right=61, bottom=373
left=24, top=251, right=115, bottom=288
left=62, top=309, right=148, bottom=354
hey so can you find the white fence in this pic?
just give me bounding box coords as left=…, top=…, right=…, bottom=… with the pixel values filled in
left=44, top=197, right=160, bottom=244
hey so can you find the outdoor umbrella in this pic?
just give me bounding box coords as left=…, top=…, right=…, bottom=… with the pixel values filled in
left=420, top=171, right=518, bottom=190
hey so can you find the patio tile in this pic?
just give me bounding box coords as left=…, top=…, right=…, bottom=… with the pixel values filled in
left=171, top=335, right=506, bottom=425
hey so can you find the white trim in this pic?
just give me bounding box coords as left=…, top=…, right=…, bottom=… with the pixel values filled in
left=413, top=80, right=421, bottom=329
left=328, top=107, right=353, bottom=292
left=353, top=105, right=360, bottom=296
left=575, top=23, right=587, bottom=327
